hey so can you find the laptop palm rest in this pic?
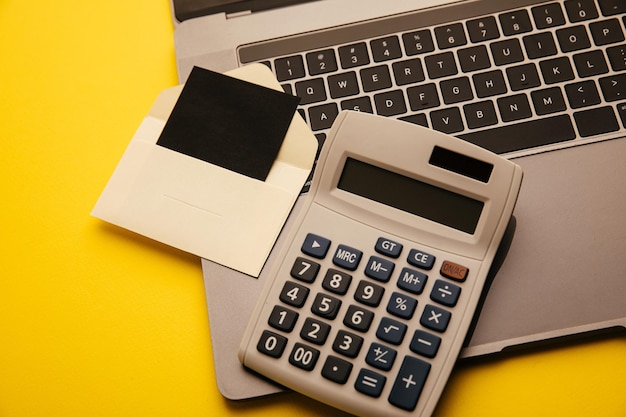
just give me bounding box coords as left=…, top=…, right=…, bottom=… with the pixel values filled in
left=202, top=136, right=626, bottom=400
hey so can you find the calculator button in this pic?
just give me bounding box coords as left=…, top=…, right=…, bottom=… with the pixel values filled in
left=280, top=281, right=310, bottom=307
left=290, top=257, right=321, bottom=283
left=376, top=317, right=407, bottom=345
left=311, top=293, right=342, bottom=319
left=407, top=249, right=436, bottom=270
left=397, top=267, right=428, bottom=294
left=365, top=342, right=397, bottom=371
left=322, top=356, right=353, bottom=384
left=355, top=369, right=387, bottom=397
left=302, top=233, right=331, bottom=258
left=289, top=343, right=320, bottom=371
left=420, top=305, right=452, bottom=333
left=440, top=260, right=469, bottom=281
left=386, top=292, right=418, bottom=319
left=410, top=330, right=441, bottom=358
left=375, top=237, right=403, bottom=258
left=257, top=330, right=288, bottom=358
left=388, top=356, right=431, bottom=411
left=322, top=269, right=352, bottom=295
left=344, top=305, right=375, bottom=332
left=268, top=305, right=299, bottom=332
left=333, top=329, right=364, bottom=358
left=300, top=317, right=331, bottom=345
left=431, top=280, right=462, bottom=307
left=354, top=280, right=385, bottom=307
left=364, top=256, right=395, bottom=282
left=333, top=244, right=363, bottom=270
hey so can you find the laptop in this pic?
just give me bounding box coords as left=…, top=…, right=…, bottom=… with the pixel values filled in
left=170, top=0, right=626, bottom=400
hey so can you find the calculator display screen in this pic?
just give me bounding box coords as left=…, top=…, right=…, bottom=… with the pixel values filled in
left=337, top=158, right=484, bottom=234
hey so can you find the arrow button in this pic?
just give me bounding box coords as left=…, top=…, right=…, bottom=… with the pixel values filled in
left=301, top=233, right=331, bottom=258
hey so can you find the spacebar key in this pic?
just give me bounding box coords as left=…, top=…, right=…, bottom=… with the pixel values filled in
left=457, top=115, right=576, bottom=154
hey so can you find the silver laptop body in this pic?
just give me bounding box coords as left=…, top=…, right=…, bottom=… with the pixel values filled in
left=172, top=0, right=626, bottom=400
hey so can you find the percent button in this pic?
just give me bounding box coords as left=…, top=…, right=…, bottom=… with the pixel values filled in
left=386, top=292, right=418, bottom=319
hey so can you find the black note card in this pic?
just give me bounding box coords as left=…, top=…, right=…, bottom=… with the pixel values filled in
left=157, top=66, right=301, bottom=181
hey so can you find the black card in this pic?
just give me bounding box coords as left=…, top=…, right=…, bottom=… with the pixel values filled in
left=157, top=66, right=301, bottom=181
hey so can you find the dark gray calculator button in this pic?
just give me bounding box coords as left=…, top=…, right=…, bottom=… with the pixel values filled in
left=289, top=343, right=320, bottom=371
left=311, top=293, right=342, bottom=319
left=269, top=305, right=299, bottom=332
left=410, top=330, right=441, bottom=358
left=333, top=329, right=364, bottom=358
left=431, top=280, right=462, bottom=307
left=407, top=249, right=436, bottom=270
left=376, top=317, right=407, bottom=345
left=355, top=369, right=386, bottom=397
left=388, top=356, right=431, bottom=411
left=364, top=256, right=395, bottom=282
left=300, top=317, right=331, bottom=345
left=290, top=257, right=320, bottom=283
left=420, top=305, right=451, bottom=333
left=333, top=244, right=362, bottom=270
left=322, top=269, right=352, bottom=295
left=302, top=233, right=330, bottom=258
left=366, top=343, right=397, bottom=371
left=344, top=305, right=374, bottom=332
left=280, top=281, right=309, bottom=307
left=387, top=292, right=418, bottom=319
left=375, top=237, right=403, bottom=258
left=354, top=280, right=385, bottom=307
left=322, top=356, right=353, bottom=384
left=257, top=330, right=288, bottom=358
left=397, top=267, right=428, bottom=294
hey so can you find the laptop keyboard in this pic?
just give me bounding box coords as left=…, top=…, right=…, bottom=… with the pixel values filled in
left=238, top=0, right=626, bottom=156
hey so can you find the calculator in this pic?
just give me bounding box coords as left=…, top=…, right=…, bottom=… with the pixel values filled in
left=238, top=111, right=523, bottom=417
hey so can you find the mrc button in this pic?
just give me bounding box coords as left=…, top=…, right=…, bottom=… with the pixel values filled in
left=407, top=248, right=436, bottom=270
left=332, top=244, right=362, bottom=271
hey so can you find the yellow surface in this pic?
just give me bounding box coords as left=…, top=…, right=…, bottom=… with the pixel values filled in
left=1, top=1, right=625, bottom=416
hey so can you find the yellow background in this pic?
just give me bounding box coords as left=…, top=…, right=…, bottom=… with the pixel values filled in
left=1, top=1, right=625, bottom=416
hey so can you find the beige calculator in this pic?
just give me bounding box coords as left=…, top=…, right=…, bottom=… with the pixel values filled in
left=239, top=111, right=523, bottom=417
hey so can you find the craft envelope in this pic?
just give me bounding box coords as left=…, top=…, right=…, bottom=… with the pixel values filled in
left=92, top=64, right=318, bottom=277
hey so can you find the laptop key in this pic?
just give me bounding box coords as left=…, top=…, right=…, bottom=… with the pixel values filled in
left=308, top=103, right=339, bottom=131
left=497, top=93, right=533, bottom=122
left=466, top=16, right=500, bottom=43
left=531, top=3, right=566, bottom=29
left=606, top=44, right=626, bottom=71
left=473, top=70, right=507, bottom=98
left=430, top=107, right=464, bottom=134
left=573, top=50, right=609, bottom=77
left=374, top=90, right=407, bottom=117
left=328, top=72, right=360, bottom=99
left=564, top=0, right=599, bottom=22
left=338, top=43, right=370, bottom=69
left=424, top=52, right=458, bottom=79
left=371, top=36, right=402, bottom=62
left=463, top=100, right=499, bottom=129
left=458, top=114, right=576, bottom=154
left=599, top=73, right=626, bottom=101
left=590, top=19, right=625, bottom=46
left=295, top=78, right=327, bottom=104
left=565, top=80, right=601, bottom=108
left=617, top=102, right=626, bottom=126
left=402, top=30, right=435, bottom=56
left=440, top=76, right=473, bottom=104
left=361, top=65, right=392, bottom=92
left=598, top=0, right=626, bottom=16
left=490, top=38, right=524, bottom=65
left=306, top=49, right=338, bottom=75
left=532, top=87, right=567, bottom=115
left=434, top=23, right=467, bottom=49
left=499, top=9, right=533, bottom=36
left=506, top=63, right=541, bottom=91
left=275, top=55, right=305, bottom=81
left=392, top=58, right=425, bottom=86
left=573, top=106, right=620, bottom=137
left=407, top=83, right=440, bottom=111
left=523, top=32, right=558, bottom=59
left=539, top=56, right=575, bottom=84
left=556, top=26, right=591, bottom=53
left=458, top=45, right=491, bottom=72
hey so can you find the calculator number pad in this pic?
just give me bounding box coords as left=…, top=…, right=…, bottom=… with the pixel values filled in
left=256, top=232, right=470, bottom=413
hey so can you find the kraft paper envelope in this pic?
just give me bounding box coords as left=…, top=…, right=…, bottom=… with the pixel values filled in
left=92, top=64, right=318, bottom=277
